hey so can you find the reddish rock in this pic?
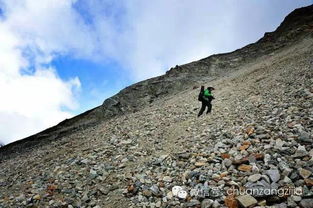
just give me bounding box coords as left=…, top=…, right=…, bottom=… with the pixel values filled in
left=238, top=164, right=252, bottom=172
left=220, top=172, right=228, bottom=178
left=304, top=178, right=313, bottom=186
left=127, top=184, right=135, bottom=192
left=246, top=127, right=255, bottom=136
left=239, top=144, right=250, bottom=151
left=221, top=153, right=231, bottom=159
left=225, top=194, right=239, bottom=208
left=158, top=182, right=165, bottom=188
left=232, top=153, right=264, bottom=165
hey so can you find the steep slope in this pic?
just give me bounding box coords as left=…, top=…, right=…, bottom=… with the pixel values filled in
left=1, top=5, right=312, bottom=160
left=0, top=5, right=313, bottom=208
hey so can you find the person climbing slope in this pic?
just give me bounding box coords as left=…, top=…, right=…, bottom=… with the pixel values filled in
left=198, top=86, right=215, bottom=117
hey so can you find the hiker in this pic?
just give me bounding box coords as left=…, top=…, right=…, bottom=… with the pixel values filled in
left=198, top=86, right=215, bottom=117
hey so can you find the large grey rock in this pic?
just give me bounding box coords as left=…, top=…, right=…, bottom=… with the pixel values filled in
left=299, top=199, right=313, bottom=208
left=266, top=169, right=280, bottom=182
left=236, top=195, right=258, bottom=208
left=299, top=168, right=312, bottom=179
left=298, top=131, right=312, bottom=143
left=201, top=199, right=214, bottom=208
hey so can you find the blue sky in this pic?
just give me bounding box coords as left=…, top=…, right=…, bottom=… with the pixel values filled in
left=0, top=0, right=312, bottom=145
left=52, top=56, right=131, bottom=113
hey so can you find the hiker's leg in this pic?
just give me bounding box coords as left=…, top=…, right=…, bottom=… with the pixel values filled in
left=198, top=102, right=206, bottom=117
left=206, top=102, right=212, bottom=114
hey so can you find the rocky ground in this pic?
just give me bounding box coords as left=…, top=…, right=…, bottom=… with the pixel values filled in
left=1, top=29, right=313, bottom=208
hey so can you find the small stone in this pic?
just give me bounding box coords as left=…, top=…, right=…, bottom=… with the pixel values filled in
left=159, top=154, right=168, bottom=161
left=258, top=200, right=267, bottom=206
left=224, top=194, right=238, bottom=208
left=238, top=164, right=252, bottom=172
left=212, top=200, right=220, bottom=208
left=287, top=197, right=297, bottom=207
left=81, top=159, right=89, bottom=164
left=186, top=199, right=200, bottom=207
left=190, top=188, right=198, bottom=197
left=304, top=178, right=313, bottom=186
left=201, top=199, right=214, bottom=208
left=121, top=158, right=128, bottom=163
left=275, top=202, right=287, bottom=208
left=127, top=184, right=135, bottom=193
left=172, top=186, right=182, bottom=196
left=142, top=189, right=152, bottom=197
left=266, top=169, right=280, bottom=182
left=195, top=162, right=206, bottom=167
left=294, top=145, right=309, bottom=158
left=264, top=154, right=271, bottom=165
left=291, top=195, right=302, bottom=202
left=155, top=201, right=162, bottom=207
left=290, top=171, right=299, bottom=180
left=275, top=139, right=285, bottom=150
left=267, top=196, right=281, bottom=204
left=178, top=152, right=191, bottom=159
left=221, top=153, right=231, bottom=159
left=239, top=144, right=250, bottom=151
left=166, top=191, right=173, bottom=199
left=232, top=153, right=264, bottom=165
left=246, top=127, right=255, bottom=136
left=15, top=194, right=26, bottom=202
left=212, top=174, right=220, bottom=180
left=255, top=134, right=269, bottom=140
left=82, top=192, right=89, bottom=202
left=33, top=195, right=41, bottom=200
left=236, top=195, right=257, bottom=208
left=150, top=185, right=160, bottom=196
left=248, top=174, right=262, bottom=182
left=299, top=199, right=313, bottom=208
left=90, top=169, right=98, bottom=178
left=177, top=190, right=188, bottom=199
left=283, top=176, right=292, bottom=183
left=224, top=158, right=232, bottom=167
left=163, top=176, right=172, bottom=183
left=298, top=131, right=312, bottom=143
left=121, top=139, right=132, bottom=145
left=299, top=168, right=312, bottom=179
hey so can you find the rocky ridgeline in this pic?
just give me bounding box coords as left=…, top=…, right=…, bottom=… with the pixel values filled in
left=0, top=5, right=313, bottom=208
left=97, top=5, right=313, bottom=120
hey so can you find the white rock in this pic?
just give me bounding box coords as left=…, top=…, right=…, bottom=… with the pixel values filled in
left=177, top=190, right=188, bottom=199
left=166, top=191, right=173, bottom=199
left=171, top=186, right=182, bottom=196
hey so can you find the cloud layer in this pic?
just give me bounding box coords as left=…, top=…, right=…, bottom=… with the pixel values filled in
left=0, top=0, right=85, bottom=144
left=79, top=0, right=312, bottom=80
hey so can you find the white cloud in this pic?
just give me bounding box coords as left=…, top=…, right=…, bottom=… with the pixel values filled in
left=0, top=0, right=86, bottom=144
left=86, top=0, right=312, bottom=81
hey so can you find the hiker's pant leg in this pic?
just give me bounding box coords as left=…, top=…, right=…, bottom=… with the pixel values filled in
left=198, top=102, right=206, bottom=117
left=206, top=102, right=212, bottom=114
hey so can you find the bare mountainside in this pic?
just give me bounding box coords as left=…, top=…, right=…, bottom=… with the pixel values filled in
left=1, top=5, right=313, bottom=208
